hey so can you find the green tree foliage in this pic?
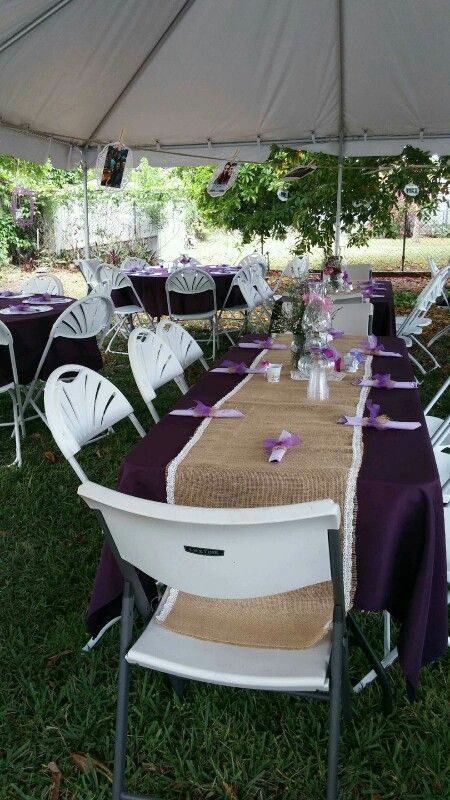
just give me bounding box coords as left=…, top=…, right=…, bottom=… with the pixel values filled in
left=178, top=146, right=450, bottom=253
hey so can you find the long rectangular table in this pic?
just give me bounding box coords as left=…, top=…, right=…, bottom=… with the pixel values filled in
left=88, top=335, right=447, bottom=692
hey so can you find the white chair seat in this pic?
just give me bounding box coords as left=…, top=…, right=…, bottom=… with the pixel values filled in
left=0, top=381, right=14, bottom=394
left=171, top=309, right=216, bottom=321
left=126, top=611, right=331, bottom=692
left=115, top=304, right=142, bottom=315
left=426, top=415, right=444, bottom=438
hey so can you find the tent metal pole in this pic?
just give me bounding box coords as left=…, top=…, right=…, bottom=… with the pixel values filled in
left=0, top=0, right=75, bottom=55
left=82, top=154, right=90, bottom=259
left=334, top=0, right=344, bottom=257
left=334, top=153, right=343, bottom=256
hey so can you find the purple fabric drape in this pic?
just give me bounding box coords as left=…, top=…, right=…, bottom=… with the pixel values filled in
left=87, top=336, right=447, bottom=691
left=0, top=296, right=102, bottom=386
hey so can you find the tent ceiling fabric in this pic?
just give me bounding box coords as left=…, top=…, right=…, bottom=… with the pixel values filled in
left=0, top=0, right=448, bottom=169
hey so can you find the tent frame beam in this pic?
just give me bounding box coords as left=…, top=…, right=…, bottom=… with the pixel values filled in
left=0, top=0, right=75, bottom=55
left=83, top=0, right=198, bottom=147
left=82, top=151, right=90, bottom=258
left=334, top=0, right=344, bottom=257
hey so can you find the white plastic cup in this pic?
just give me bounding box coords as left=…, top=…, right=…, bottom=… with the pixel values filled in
left=266, top=363, right=282, bottom=383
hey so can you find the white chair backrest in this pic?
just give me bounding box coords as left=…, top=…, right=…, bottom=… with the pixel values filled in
left=128, top=328, right=184, bottom=402
left=121, top=257, right=151, bottom=271
left=44, top=365, right=136, bottom=459
left=78, top=481, right=341, bottom=600
left=238, top=253, right=268, bottom=277
left=255, top=274, right=274, bottom=302
left=344, top=264, right=372, bottom=283
left=22, top=273, right=64, bottom=296
left=235, top=267, right=262, bottom=310
left=97, top=263, right=144, bottom=310
left=333, top=302, right=373, bottom=335
left=155, top=320, right=204, bottom=370
left=171, top=255, right=201, bottom=270
left=165, top=268, right=217, bottom=318
left=0, top=320, right=19, bottom=387
left=427, top=257, right=440, bottom=277
left=77, top=258, right=101, bottom=287
left=52, top=295, right=113, bottom=340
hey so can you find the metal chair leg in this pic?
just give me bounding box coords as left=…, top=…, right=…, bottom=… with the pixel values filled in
left=347, top=613, right=393, bottom=716
left=327, top=615, right=343, bottom=800
left=168, top=675, right=188, bottom=699
left=112, top=582, right=134, bottom=800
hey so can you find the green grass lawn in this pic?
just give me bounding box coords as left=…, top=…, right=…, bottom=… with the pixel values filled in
left=0, top=289, right=449, bottom=799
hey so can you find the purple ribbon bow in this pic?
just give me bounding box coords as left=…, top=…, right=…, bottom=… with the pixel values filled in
left=0, top=289, right=15, bottom=297
left=362, top=334, right=385, bottom=352
left=221, top=360, right=248, bottom=374
left=264, top=432, right=301, bottom=450
left=372, top=373, right=393, bottom=389
left=192, top=400, right=214, bottom=417
left=365, top=399, right=386, bottom=429
left=310, top=345, right=339, bottom=361
left=10, top=303, right=30, bottom=312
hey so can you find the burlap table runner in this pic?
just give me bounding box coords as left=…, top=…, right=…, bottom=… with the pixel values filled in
left=159, top=335, right=372, bottom=649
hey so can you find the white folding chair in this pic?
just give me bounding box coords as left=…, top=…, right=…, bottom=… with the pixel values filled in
left=170, top=255, right=201, bottom=271
left=424, top=376, right=450, bottom=442
left=128, top=328, right=188, bottom=423
left=0, top=321, right=22, bottom=467
left=396, top=269, right=448, bottom=374
left=78, top=483, right=391, bottom=800
left=22, top=273, right=64, bottom=296
left=427, top=256, right=449, bottom=307
left=21, top=295, right=114, bottom=421
left=44, top=365, right=146, bottom=484
left=237, top=252, right=268, bottom=278
left=121, top=257, right=151, bottom=271
left=273, top=255, right=309, bottom=294
left=165, top=267, right=221, bottom=359
left=155, top=320, right=208, bottom=375
left=332, top=302, right=373, bottom=335
left=77, top=258, right=102, bottom=293
left=344, top=264, right=373, bottom=284
left=97, top=264, right=153, bottom=354
left=434, top=448, right=450, bottom=504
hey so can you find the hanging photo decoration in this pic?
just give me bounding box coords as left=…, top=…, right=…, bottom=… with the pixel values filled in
left=282, top=163, right=317, bottom=182
left=277, top=186, right=289, bottom=202
left=403, top=183, right=419, bottom=198
left=96, top=141, right=133, bottom=189
left=207, top=160, right=240, bottom=197
left=11, top=186, right=35, bottom=228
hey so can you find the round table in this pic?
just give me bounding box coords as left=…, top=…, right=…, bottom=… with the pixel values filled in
left=0, top=295, right=103, bottom=387
left=113, top=266, right=245, bottom=318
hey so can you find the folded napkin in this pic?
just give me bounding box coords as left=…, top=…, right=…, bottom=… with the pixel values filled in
left=264, top=430, right=301, bottom=462
left=337, top=399, right=420, bottom=430
left=353, top=373, right=418, bottom=390
left=238, top=337, right=288, bottom=350
left=0, top=289, right=17, bottom=297
left=8, top=303, right=35, bottom=312
left=212, top=359, right=269, bottom=375
left=170, top=400, right=244, bottom=418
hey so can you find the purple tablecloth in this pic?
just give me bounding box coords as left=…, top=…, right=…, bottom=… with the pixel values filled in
left=0, top=295, right=103, bottom=386
left=88, top=336, right=447, bottom=691
left=369, top=281, right=396, bottom=336
left=113, top=266, right=245, bottom=318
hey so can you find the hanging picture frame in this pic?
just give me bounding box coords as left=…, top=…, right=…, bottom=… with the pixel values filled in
left=282, top=163, right=317, bottom=182
left=207, top=160, right=240, bottom=197
left=11, top=186, right=35, bottom=228
left=96, top=141, right=133, bottom=189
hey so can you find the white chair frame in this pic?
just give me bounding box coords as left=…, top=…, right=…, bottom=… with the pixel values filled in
left=97, top=264, right=153, bottom=354
left=22, top=272, right=64, bottom=296
left=343, top=264, right=373, bottom=284
left=77, top=258, right=102, bottom=293
left=155, top=320, right=208, bottom=376
left=128, top=328, right=188, bottom=423
left=332, top=302, right=373, bottom=335
left=78, top=482, right=391, bottom=800
left=21, top=295, right=114, bottom=422
left=0, top=320, right=23, bottom=467
left=165, top=267, right=224, bottom=359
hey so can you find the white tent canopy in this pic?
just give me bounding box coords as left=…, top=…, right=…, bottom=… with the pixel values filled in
left=0, top=0, right=449, bottom=170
